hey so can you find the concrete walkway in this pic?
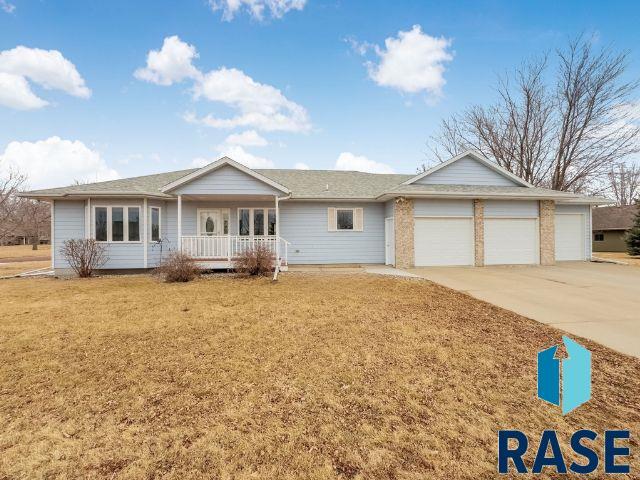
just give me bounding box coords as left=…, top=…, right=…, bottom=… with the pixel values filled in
left=410, top=262, right=640, bottom=358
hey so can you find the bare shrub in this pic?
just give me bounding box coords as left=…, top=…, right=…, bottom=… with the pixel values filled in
left=156, top=251, right=200, bottom=282
left=233, top=244, right=274, bottom=276
left=61, top=239, right=107, bottom=278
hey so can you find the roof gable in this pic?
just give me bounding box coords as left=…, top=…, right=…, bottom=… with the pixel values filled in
left=403, top=150, right=532, bottom=188
left=162, top=157, right=290, bottom=194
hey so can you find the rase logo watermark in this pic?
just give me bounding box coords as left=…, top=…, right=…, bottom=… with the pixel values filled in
left=498, top=336, right=631, bottom=475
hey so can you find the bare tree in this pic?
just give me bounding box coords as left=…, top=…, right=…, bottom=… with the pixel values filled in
left=607, top=162, right=640, bottom=205
left=11, top=199, right=51, bottom=250
left=429, top=36, right=640, bottom=192
left=0, top=168, right=26, bottom=244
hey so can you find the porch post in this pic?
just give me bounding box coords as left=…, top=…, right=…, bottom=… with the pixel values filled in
left=275, top=195, right=279, bottom=266
left=177, top=195, right=182, bottom=252
left=143, top=197, right=148, bottom=268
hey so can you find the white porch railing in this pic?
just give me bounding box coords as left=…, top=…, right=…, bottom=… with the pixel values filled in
left=181, top=235, right=289, bottom=266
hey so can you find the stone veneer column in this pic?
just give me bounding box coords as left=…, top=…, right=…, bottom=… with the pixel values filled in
left=394, top=197, right=414, bottom=269
left=539, top=200, right=555, bottom=265
left=473, top=199, right=484, bottom=267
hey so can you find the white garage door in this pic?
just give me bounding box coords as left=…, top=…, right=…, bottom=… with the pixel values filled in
left=414, top=217, right=474, bottom=266
left=485, top=218, right=539, bottom=265
left=555, top=214, right=584, bottom=261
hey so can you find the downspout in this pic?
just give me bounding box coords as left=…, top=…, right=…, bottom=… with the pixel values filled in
left=273, top=193, right=291, bottom=281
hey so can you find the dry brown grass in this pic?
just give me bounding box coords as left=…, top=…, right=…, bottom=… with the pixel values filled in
left=0, top=244, right=50, bottom=261
left=595, top=251, right=640, bottom=266
left=0, top=274, right=638, bottom=479
left=0, top=260, right=51, bottom=277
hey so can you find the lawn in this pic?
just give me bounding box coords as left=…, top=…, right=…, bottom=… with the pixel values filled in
left=0, top=244, right=51, bottom=277
left=0, top=244, right=50, bottom=261
left=0, top=274, right=638, bottom=479
left=594, top=251, right=640, bottom=267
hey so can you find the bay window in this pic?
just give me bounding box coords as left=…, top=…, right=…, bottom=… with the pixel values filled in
left=94, top=206, right=141, bottom=242
left=150, top=207, right=161, bottom=242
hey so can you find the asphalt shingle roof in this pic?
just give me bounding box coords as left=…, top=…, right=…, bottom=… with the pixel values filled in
left=20, top=164, right=608, bottom=203
left=592, top=205, right=638, bottom=230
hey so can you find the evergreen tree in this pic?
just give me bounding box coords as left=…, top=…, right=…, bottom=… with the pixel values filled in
left=626, top=205, right=640, bottom=256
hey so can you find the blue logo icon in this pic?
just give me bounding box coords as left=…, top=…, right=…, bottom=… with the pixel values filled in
left=537, top=336, right=591, bottom=415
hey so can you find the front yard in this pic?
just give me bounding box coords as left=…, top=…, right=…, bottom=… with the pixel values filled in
left=0, top=244, right=51, bottom=277
left=594, top=251, right=640, bottom=266
left=0, top=274, right=638, bottom=478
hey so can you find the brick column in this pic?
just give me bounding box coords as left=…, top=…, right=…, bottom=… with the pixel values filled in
left=473, top=199, right=484, bottom=267
left=394, top=197, right=414, bottom=269
left=539, top=200, right=555, bottom=265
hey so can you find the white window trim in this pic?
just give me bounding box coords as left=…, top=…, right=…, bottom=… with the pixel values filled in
left=196, top=208, right=229, bottom=236
left=237, top=207, right=277, bottom=237
left=93, top=205, right=142, bottom=243
left=149, top=206, right=162, bottom=243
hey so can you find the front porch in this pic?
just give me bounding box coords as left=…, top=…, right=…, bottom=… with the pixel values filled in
left=181, top=234, right=289, bottom=270
left=174, top=193, right=290, bottom=271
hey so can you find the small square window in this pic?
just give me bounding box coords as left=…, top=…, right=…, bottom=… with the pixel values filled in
left=594, top=233, right=604, bottom=242
left=337, top=209, right=354, bottom=230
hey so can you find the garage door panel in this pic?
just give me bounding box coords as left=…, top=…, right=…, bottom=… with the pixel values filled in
left=485, top=218, right=539, bottom=265
left=414, top=218, right=474, bottom=266
left=555, top=214, right=584, bottom=261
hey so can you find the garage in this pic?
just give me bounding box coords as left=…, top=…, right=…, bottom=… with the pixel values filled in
left=555, top=213, right=585, bottom=260
left=484, top=218, right=539, bottom=265
left=414, top=217, right=474, bottom=266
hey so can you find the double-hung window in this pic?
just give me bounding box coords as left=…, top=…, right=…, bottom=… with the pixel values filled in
left=94, top=206, right=141, bottom=242
left=238, top=208, right=277, bottom=236
left=150, top=207, right=161, bottom=242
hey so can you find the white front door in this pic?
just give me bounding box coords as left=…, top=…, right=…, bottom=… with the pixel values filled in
left=555, top=214, right=585, bottom=261
left=484, top=218, right=539, bottom=265
left=385, top=217, right=395, bottom=265
left=414, top=217, right=475, bottom=266
left=198, top=209, right=223, bottom=236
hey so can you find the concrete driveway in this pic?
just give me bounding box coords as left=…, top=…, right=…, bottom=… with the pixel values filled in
left=409, top=262, right=640, bottom=358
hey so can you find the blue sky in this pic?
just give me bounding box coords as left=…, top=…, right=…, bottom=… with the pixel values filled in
left=1, top=0, right=640, bottom=189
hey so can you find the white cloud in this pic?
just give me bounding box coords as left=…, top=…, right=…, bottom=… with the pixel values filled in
left=0, top=46, right=91, bottom=108
left=191, top=144, right=274, bottom=170
left=0, top=72, right=48, bottom=110
left=137, top=37, right=311, bottom=133
left=363, top=25, right=453, bottom=98
left=0, top=137, right=119, bottom=189
left=1, top=0, right=16, bottom=13
left=334, top=152, right=394, bottom=174
left=134, top=36, right=200, bottom=86
left=294, top=162, right=310, bottom=170
left=218, top=145, right=274, bottom=168
left=208, top=0, right=306, bottom=21
left=223, top=129, right=268, bottom=147
left=193, top=67, right=311, bottom=132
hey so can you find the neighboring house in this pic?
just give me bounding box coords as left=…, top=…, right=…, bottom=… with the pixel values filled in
left=592, top=205, right=639, bottom=252
left=20, top=151, right=608, bottom=274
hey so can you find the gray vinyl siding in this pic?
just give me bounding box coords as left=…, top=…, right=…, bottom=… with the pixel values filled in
left=556, top=203, right=592, bottom=259
left=484, top=200, right=539, bottom=218
left=415, top=155, right=519, bottom=186
left=414, top=199, right=473, bottom=217
left=171, top=165, right=282, bottom=196
left=279, top=201, right=385, bottom=264
left=53, top=200, right=85, bottom=268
